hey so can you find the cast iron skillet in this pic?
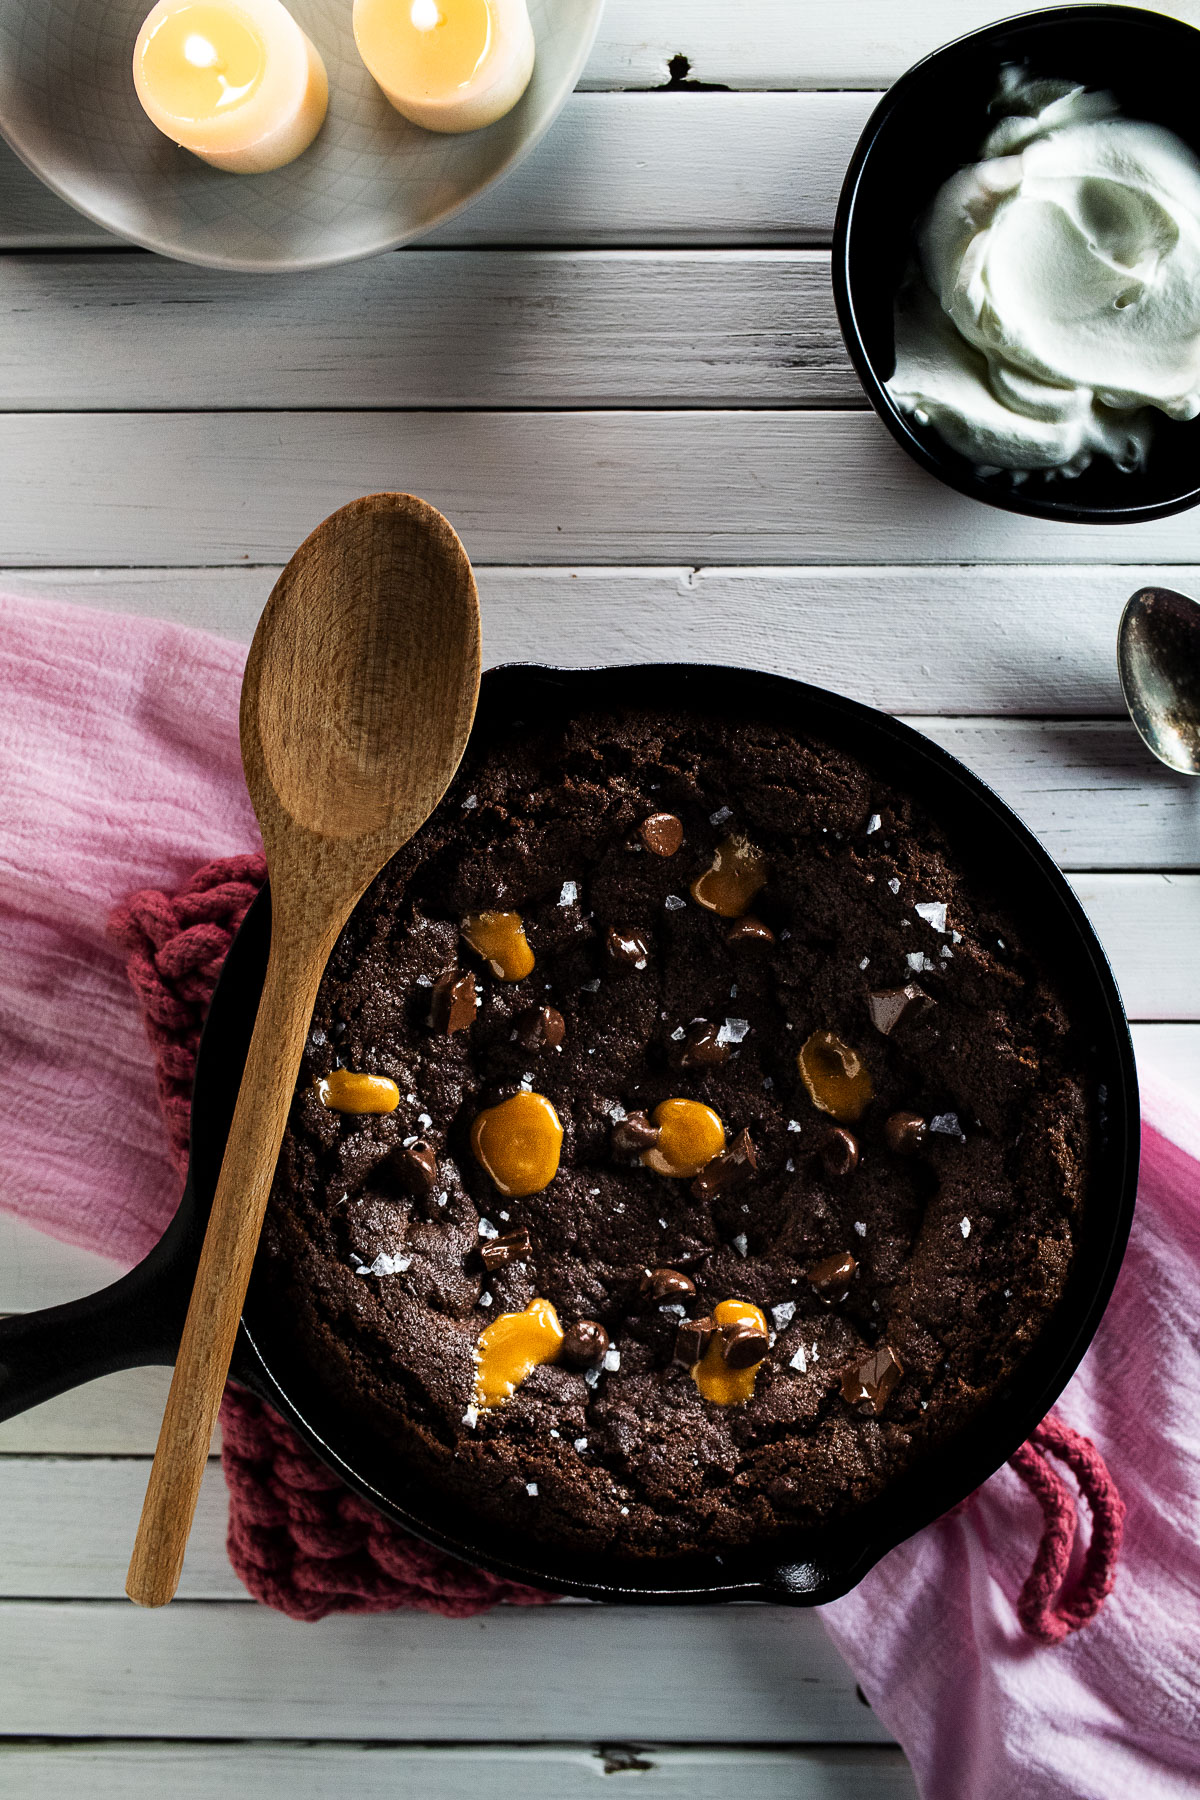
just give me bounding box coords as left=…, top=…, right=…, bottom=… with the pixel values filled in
left=0, top=664, right=1140, bottom=1605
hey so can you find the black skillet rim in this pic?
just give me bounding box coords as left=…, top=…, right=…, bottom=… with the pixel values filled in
left=832, top=3, right=1200, bottom=527
left=196, top=662, right=1140, bottom=1605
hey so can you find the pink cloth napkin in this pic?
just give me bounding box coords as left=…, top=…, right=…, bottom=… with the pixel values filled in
left=0, top=591, right=256, bottom=1262
left=2, top=590, right=1197, bottom=1794
left=822, top=1075, right=1200, bottom=1800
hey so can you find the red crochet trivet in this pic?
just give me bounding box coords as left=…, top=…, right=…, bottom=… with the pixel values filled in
left=111, top=853, right=1123, bottom=1634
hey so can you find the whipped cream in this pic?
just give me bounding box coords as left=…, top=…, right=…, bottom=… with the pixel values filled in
left=887, top=69, right=1200, bottom=476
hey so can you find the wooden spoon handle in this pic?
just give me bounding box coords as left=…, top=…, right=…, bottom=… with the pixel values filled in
left=126, top=927, right=326, bottom=1607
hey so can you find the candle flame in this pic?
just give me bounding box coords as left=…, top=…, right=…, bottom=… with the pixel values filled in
left=410, top=0, right=442, bottom=30
left=182, top=33, right=220, bottom=69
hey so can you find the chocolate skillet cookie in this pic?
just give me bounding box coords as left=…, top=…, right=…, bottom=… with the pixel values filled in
left=259, top=708, right=1092, bottom=1557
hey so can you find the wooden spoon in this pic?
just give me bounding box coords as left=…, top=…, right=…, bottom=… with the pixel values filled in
left=126, top=493, right=481, bottom=1607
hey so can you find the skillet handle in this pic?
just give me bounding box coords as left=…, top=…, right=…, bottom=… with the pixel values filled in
left=0, top=1192, right=198, bottom=1424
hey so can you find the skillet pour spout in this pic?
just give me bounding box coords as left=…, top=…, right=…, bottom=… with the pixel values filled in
left=0, top=664, right=1140, bottom=1605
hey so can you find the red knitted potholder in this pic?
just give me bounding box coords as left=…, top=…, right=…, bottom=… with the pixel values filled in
left=110, top=855, right=1122, bottom=1635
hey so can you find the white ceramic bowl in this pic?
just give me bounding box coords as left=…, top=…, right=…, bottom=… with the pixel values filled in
left=0, top=0, right=603, bottom=271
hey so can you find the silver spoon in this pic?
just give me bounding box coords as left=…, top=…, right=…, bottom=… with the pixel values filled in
left=1117, top=586, right=1200, bottom=776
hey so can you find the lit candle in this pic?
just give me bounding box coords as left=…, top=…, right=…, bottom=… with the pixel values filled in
left=353, top=0, right=535, bottom=133
left=133, top=0, right=328, bottom=174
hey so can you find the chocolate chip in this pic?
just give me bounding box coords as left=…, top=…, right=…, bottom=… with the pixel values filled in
left=561, top=1319, right=610, bottom=1370
left=726, top=915, right=775, bottom=946
left=639, top=811, right=684, bottom=857
left=721, top=1319, right=770, bottom=1369
left=673, top=1315, right=714, bottom=1366
left=639, top=1266, right=696, bottom=1303
left=612, top=1111, right=661, bottom=1157
left=690, top=1126, right=757, bottom=1200
left=808, top=1250, right=857, bottom=1304
left=867, top=984, right=934, bottom=1036
left=391, top=1140, right=438, bottom=1196
left=679, top=1020, right=730, bottom=1068
left=841, top=1343, right=903, bottom=1414
left=884, top=1110, right=927, bottom=1155
left=820, top=1127, right=860, bottom=1178
left=480, top=1227, right=532, bottom=1272
left=606, top=926, right=651, bottom=970
left=430, top=969, right=478, bottom=1034
left=515, top=1004, right=566, bottom=1051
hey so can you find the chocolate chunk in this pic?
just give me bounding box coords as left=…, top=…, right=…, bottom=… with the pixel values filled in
left=639, top=811, right=684, bottom=857
left=639, top=1266, right=696, bottom=1303
left=726, top=914, right=775, bottom=947
left=841, top=1343, right=903, bottom=1413
left=612, top=1110, right=660, bottom=1156
left=679, top=1020, right=730, bottom=1068
left=721, top=1319, right=770, bottom=1369
left=808, top=1250, right=857, bottom=1304
left=690, top=1127, right=757, bottom=1200
left=561, top=1319, right=610, bottom=1370
left=884, top=1110, right=927, bottom=1155
left=606, top=926, right=651, bottom=970
left=480, top=1227, right=532, bottom=1272
left=867, top=983, right=934, bottom=1036
left=430, top=969, right=478, bottom=1034
left=673, top=1315, right=714, bottom=1367
left=820, top=1127, right=860, bottom=1178
left=391, top=1139, right=438, bottom=1196
left=515, top=1004, right=566, bottom=1051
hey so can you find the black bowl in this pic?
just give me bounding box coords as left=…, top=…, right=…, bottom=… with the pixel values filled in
left=0, top=665, right=1140, bottom=1605
left=833, top=4, right=1200, bottom=525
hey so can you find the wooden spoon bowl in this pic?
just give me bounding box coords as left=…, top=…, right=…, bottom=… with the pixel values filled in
left=126, top=492, right=481, bottom=1607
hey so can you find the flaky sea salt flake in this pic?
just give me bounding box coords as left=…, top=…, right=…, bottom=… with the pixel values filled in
left=604, top=1348, right=621, bottom=1372
left=790, top=1345, right=808, bottom=1372
left=888, top=877, right=901, bottom=895
left=866, top=814, right=882, bottom=834
left=558, top=880, right=579, bottom=906
left=772, top=1301, right=796, bottom=1330
left=478, top=1218, right=499, bottom=1239
left=915, top=901, right=949, bottom=933
left=732, top=1233, right=748, bottom=1257
left=664, top=893, right=686, bottom=911
left=960, top=1217, right=971, bottom=1238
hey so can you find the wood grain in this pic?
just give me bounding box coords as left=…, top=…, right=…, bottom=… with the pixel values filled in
left=10, top=412, right=1200, bottom=566
left=0, top=93, right=869, bottom=254
left=0, top=1365, right=178, bottom=1455
left=2, top=564, right=1192, bottom=720
left=0, top=1744, right=918, bottom=1799
left=0, top=252, right=850, bottom=412
left=0, top=1601, right=891, bottom=1742
left=1067, top=875, right=1200, bottom=1019
left=581, top=0, right=1200, bottom=90
left=0, top=1458, right=236, bottom=1600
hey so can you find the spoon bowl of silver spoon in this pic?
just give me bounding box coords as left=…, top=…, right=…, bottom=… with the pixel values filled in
left=1118, top=586, right=1200, bottom=777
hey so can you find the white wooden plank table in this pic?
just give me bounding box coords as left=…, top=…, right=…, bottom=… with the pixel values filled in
left=1, top=4, right=1195, bottom=1794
